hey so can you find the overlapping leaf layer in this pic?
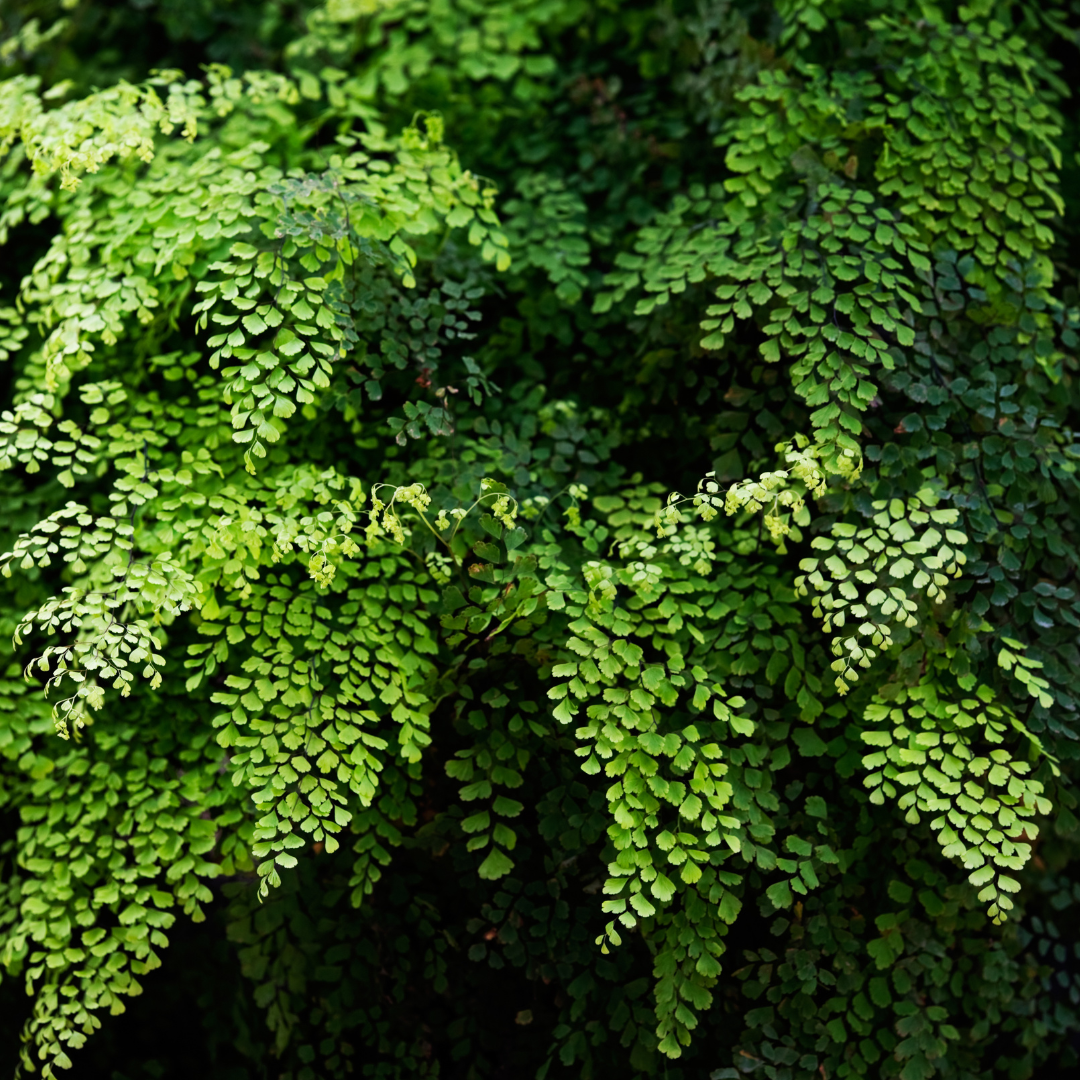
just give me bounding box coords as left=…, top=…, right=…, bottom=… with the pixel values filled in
left=1, top=1, right=1080, bottom=1078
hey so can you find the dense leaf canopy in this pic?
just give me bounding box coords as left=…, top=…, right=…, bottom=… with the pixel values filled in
left=2, top=1, right=1080, bottom=1078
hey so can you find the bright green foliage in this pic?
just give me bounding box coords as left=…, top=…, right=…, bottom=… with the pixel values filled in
left=862, top=676, right=1052, bottom=921
left=1, top=1, right=1080, bottom=1079
left=797, top=491, right=968, bottom=695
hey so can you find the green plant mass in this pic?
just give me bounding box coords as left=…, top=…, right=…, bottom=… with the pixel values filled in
left=2, top=0, right=1080, bottom=1076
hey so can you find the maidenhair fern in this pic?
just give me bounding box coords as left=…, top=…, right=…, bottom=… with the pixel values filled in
left=1, top=1, right=1079, bottom=1079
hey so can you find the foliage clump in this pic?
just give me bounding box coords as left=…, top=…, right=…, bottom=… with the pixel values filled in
left=1, top=1, right=1080, bottom=1078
